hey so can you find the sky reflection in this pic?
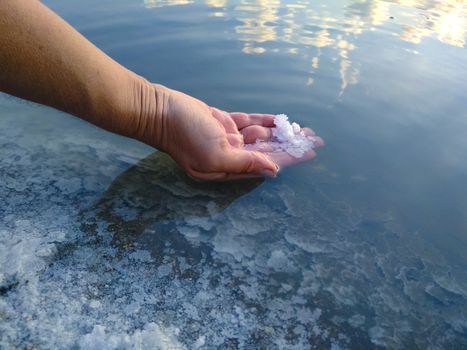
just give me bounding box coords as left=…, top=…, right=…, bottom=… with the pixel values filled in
left=143, top=0, right=466, bottom=96
left=144, top=0, right=466, bottom=49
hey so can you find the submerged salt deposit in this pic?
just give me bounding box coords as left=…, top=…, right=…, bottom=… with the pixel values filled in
left=248, top=114, right=316, bottom=158
left=1, top=99, right=467, bottom=349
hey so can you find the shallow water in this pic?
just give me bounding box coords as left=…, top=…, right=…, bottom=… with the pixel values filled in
left=1, top=0, right=467, bottom=349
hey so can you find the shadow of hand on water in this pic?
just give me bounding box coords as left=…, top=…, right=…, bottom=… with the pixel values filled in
left=81, top=151, right=263, bottom=255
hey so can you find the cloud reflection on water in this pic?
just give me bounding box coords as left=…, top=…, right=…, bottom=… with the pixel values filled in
left=143, top=0, right=465, bottom=96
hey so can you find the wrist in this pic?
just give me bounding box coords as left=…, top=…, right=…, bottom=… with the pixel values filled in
left=83, top=70, right=168, bottom=148
left=132, top=82, right=170, bottom=149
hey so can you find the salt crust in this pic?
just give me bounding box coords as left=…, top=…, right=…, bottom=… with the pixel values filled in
left=1, top=104, right=466, bottom=349
left=79, top=323, right=184, bottom=350
left=247, top=114, right=315, bottom=158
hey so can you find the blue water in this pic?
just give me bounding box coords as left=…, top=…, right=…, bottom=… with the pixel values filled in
left=1, top=0, right=466, bottom=348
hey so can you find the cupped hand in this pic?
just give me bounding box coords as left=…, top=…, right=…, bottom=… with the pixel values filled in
left=143, top=85, right=324, bottom=181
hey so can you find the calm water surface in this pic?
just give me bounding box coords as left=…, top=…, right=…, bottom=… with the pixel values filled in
left=1, top=0, right=466, bottom=348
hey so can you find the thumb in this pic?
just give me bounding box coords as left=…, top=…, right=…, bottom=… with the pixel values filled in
left=222, top=149, right=279, bottom=176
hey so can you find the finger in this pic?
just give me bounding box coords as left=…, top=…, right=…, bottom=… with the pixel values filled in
left=301, top=128, right=325, bottom=148
left=187, top=170, right=265, bottom=181
left=240, top=125, right=273, bottom=144
left=227, top=133, right=244, bottom=147
left=243, top=142, right=276, bottom=152
left=265, top=149, right=317, bottom=168
left=221, top=148, right=278, bottom=175
left=230, top=112, right=275, bottom=129
left=210, top=107, right=238, bottom=134
left=239, top=124, right=323, bottom=147
left=311, top=135, right=325, bottom=148
left=243, top=137, right=323, bottom=153
left=243, top=131, right=323, bottom=150
left=302, top=127, right=316, bottom=136
left=244, top=138, right=322, bottom=152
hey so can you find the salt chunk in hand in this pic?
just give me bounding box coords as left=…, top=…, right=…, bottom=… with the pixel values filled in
left=246, top=114, right=315, bottom=158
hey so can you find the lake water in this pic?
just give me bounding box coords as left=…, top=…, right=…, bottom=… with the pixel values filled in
left=1, top=0, right=466, bottom=349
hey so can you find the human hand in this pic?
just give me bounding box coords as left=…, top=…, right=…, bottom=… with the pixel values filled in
left=0, top=0, right=323, bottom=181
left=136, top=84, right=324, bottom=181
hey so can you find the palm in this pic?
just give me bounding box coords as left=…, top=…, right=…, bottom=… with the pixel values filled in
left=156, top=87, right=323, bottom=181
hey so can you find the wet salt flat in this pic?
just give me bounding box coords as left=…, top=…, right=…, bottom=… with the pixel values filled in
left=1, top=0, right=467, bottom=349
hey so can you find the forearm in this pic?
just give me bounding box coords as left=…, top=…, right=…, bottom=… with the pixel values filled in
left=0, top=0, right=155, bottom=139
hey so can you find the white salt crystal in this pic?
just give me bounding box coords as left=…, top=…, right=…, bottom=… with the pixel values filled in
left=253, top=114, right=315, bottom=158
left=273, top=114, right=296, bottom=142
left=89, top=300, right=101, bottom=309
left=194, top=335, right=206, bottom=349
left=292, top=122, right=301, bottom=134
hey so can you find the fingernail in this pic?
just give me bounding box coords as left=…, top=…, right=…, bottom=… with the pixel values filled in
left=261, top=165, right=279, bottom=177
left=260, top=169, right=276, bottom=177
